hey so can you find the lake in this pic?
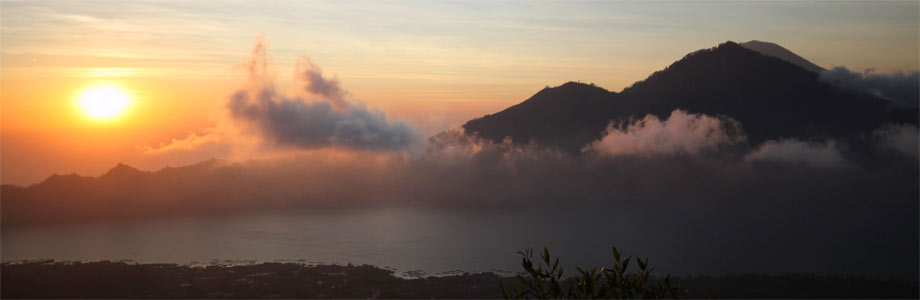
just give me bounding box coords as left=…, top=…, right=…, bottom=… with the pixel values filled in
left=3, top=205, right=917, bottom=279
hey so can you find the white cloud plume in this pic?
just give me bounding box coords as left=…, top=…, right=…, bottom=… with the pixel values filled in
left=227, top=37, right=420, bottom=151
left=145, top=37, right=420, bottom=157
left=586, top=110, right=744, bottom=157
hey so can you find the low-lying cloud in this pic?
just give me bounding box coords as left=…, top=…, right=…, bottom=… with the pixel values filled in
left=745, top=139, right=847, bottom=168
left=819, top=67, right=919, bottom=106
left=586, top=110, right=744, bottom=157
left=873, top=123, right=919, bottom=158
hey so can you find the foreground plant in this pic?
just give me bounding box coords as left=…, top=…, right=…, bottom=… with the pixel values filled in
left=500, top=246, right=686, bottom=299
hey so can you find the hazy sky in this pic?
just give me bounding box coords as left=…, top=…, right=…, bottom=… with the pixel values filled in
left=2, top=0, right=918, bottom=185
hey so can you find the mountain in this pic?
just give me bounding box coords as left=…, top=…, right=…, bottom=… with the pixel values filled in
left=100, top=163, right=146, bottom=178
left=0, top=160, right=245, bottom=228
left=460, top=82, right=620, bottom=151
left=0, top=157, right=410, bottom=228
left=739, top=40, right=825, bottom=73
left=463, top=41, right=917, bottom=152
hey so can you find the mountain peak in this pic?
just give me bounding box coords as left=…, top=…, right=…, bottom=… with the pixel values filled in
left=102, top=163, right=145, bottom=178
left=536, top=81, right=612, bottom=99
left=740, top=40, right=824, bottom=73
left=462, top=81, right=616, bottom=152
left=557, top=81, right=601, bottom=89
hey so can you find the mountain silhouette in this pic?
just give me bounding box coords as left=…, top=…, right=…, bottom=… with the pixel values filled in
left=463, top=41, right=917, bottom=152
left=460, top=81, right=620, bottom=151
left=739, top=40, right=825, bottom=73
left=0, top=160, right=238, bottom=228
left=100, top=163, right=147, bottom=180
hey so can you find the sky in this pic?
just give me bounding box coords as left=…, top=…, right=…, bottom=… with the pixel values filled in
left=2, top=0, right=918, bottom=185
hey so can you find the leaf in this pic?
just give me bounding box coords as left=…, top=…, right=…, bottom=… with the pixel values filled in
left=552, top=257, right=559, bottom=272
left=499, top=283, right=512, bottom=299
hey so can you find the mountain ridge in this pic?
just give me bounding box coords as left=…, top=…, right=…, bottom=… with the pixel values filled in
left=463, top=40, right=917, bottom=152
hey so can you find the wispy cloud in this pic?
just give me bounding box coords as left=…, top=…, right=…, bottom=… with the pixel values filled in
left=819, top=67, right=919, bottom=106
left=873, top=123, right=919, bottom=158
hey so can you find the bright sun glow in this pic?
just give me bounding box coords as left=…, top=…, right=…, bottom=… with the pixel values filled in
left=78, top=86, right=131, bottom=119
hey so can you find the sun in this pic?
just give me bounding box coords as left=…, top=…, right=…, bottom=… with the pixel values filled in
left=77, top=86, right=131, bottom=119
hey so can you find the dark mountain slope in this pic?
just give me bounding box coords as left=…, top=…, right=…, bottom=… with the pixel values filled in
left=621, top=41, right=915, bottom=144
left=463, top=41, right=917, bottom=151
left=461, top=82, right=619, bottom=151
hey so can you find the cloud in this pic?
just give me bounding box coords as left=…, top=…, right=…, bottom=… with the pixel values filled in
left=149, top=37, right=420, bottom=154
left=294, top=55, right=348, bottom=109
left=227, top=91, right=419, bottom=151
left=873, top=123, right=919, bottom=158
left=585, top=110, right=744, bottom=157
left=226, top=38, right=420, bottom=151
left=819, top=67, right=919, bottom=106
left=745, top=139, right=847, bottom=167
left=140, top=129, right=227, bottom=155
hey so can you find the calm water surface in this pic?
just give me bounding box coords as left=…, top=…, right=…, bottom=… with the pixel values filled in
left=3, top=206, right=916, bottom=279
left=2, top=208, right=635, bottom=276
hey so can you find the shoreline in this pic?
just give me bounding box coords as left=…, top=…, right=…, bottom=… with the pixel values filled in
left=3, top=260, right=918, bottom=299
left=0, top=259, right=520, bottom=280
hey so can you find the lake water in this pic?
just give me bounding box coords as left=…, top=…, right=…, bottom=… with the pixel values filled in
left=3, top=206, right=917, bottom=279
left=2, top=208, right=619, bottom=277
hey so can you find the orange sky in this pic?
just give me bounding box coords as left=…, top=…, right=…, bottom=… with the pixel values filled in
left=2, top=1, right=918, bottom=185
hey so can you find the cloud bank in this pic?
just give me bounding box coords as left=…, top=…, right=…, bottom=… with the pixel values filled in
left=9, top=109, right=920, bottom=281
left=586, top=110, right=744, bottom=157
left=819, top=67, right=919, bottom=106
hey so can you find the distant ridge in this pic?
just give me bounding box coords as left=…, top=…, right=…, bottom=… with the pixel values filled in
left=740, top=40, right=825, bottom=73
left=0, top=159, right=241, bottom=227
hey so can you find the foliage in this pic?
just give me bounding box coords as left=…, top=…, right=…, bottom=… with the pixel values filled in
left=500, top=246, right=686, bottom=299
